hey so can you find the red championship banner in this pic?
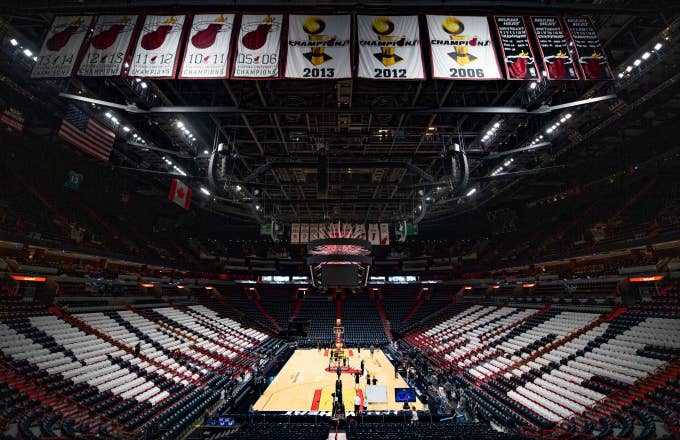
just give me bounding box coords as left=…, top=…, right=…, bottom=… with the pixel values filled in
left=78, top=15, right=139, bottom=77
left=563, top=16, right=614, bottom=80
left=32, top=16, right=93, bottom=78
left=494, top=16, right=541, bottom=80
left=427, top=15, right=502, bottom=80
left=179, top=13, right=235, bottom=79
left=530, top=16, right=580, bottom=80
left=128, top=15, right=186, bottom=78
left=232, top=14, right=283, bottom=79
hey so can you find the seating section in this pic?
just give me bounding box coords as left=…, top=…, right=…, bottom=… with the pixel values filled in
left=295, top=297, right=337, bottom=347
left=203, top=422, right=329, bottom=440
left=346, top=422, right=524, bottom=439
left=0, top=299, right=273, bottom=438
left=405, top=304, right=680, bottom=437
left=341, top=296, right=389, bottom=346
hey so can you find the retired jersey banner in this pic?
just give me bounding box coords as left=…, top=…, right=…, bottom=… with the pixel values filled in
left=530, top=16, right=580, bottom=80
left=129, top=15, right=186, bottom=78
left=32, top=16, right=93, bottom=78
left=232, top=14, right=283, bottom=78
left=379, top=223, right=390, bottom=245
left=563, top=16, right=613, bottom=80
left=357, top=15, right=424, bottom=80
left=179, top=14, right=235, bottom=79
left=494, top=16, right=540, bottom=80
left=427, top=15, right=502, bottom=80
left=291, top=223, right=301, bottom=244
left=286, top=15, right=352, bottom=79
left=78, top=15, right=138, bottom=77
left=367, top=223, right=380, bottom=245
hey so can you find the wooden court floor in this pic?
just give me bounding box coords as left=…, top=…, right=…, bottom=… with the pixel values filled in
left=253, top=348, right=425, bottom=412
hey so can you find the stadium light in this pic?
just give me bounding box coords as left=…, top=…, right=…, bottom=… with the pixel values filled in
left=23, top=48, right=32, bottom=57
left=105, top=112, right=112, bottom=118
left=654, top=42, right=663, bottom=50
left=176, top=121, right=184, bottom=129
left=140, top=82, right=148, bottom=89
left=466, top=188, right=477, bottom=197
left=633, top=59, right=641, bottom=66
left=122, top=126, right=130, bottom=132
left=235, top=185, right=242, bottom=192
left=642, top=51, right=651, bottom=60
left=10, top=38, right=18, bottom=46
left=200, top=187, right=211, bottom=196
left=203, top=150, right=209, bottom=154
left=529, top=82, right=537, bottom=89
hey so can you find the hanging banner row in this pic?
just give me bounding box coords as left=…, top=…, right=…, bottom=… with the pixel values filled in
left=291, top=223, right=390, bottom=245
left=31, top=14, right=613, bottom=81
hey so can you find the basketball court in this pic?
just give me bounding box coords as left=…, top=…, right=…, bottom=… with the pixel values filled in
left=253, top=348, right=424, bottom=412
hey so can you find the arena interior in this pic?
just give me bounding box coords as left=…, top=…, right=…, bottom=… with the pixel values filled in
left=1, top=0, right=680, bottom=439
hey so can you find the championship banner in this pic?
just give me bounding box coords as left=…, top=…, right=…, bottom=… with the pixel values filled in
left=355, top=224, right=367, bottom=240
left=232, top=14, right=283, bottom=79
left=427, top=15, right=502, bottom=80
left=309, top=223, right=319, bottom=241
left=31, top=16, right=93, bottom=78
left=285, top=15, right=352, bottom=79
left=379, top=223, right=390, bottom=245
left=128, top=15, right=186, bottom=78
left=78, top=15, right=139, bottom=77
left=530, top=16, right=580, bottom=80
left=291, top=223, right=301, bottom=244
left=300, top=224, right=310, bottom=243
left=357, top=15, right=424, bottom=80
left=368, top=224, right=380, bottom=245
left=494, top=16, right=540, bottom=80
left=179, top=13, right=235, bottom=79
left=563, top=16, right=613, bottom=80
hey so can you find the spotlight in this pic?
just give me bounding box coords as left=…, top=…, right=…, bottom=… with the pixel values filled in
left=122, top=126, right=130, bottom=132
left=529, top=82, right=537, bottom=89
left=140, top=82, right=148, bottom=89
left=10, top=38, right=18, bottom=46
left=176, top=121, right=184, bottom=129
left=633, top=59, right=641, bottom=66
left=654, top=42, right=663, bottom=51
left=200, top=187, right=211, bottom=196
left=466, top=188, right=477, bottom=197
left=23, top=48, right=32, bottom=57
left=641, top=51, right=651, bottom=60
left=203, top=150, right=209, bottom=155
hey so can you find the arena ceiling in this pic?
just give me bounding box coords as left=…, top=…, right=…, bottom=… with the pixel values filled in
left=1, top=0, right=679, bottom=228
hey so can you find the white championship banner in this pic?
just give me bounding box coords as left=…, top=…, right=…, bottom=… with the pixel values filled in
left=355, top=224, right=367, bottom=240
left=32, top=16, right=93, bottom=78
left=300, top=224, right=310, bottom=243
left=427, top=15, right=502, bottom=80
left=285, top=15, right=352, bottom=79
left=179, top=14, right=235, bottom=79
left=232, top=14, right=283, bottom=78
left=357, top=15, right=424, bottom=80
left=309, top=223, right=319, bottom=241
left=128, top=15, right=186, bottom=78
left=291, top=223, right=301, bottom=244
left=78, top=15, right=138, bottom=77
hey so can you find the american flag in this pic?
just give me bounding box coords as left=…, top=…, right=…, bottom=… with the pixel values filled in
left=58, top=105, right=116, bottom=162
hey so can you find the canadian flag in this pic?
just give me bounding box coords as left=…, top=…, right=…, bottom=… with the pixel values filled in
left=168, top=178, right=192, bottom=210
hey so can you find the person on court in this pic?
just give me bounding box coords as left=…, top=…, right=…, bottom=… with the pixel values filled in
left=337, top=365, right=342, bottom=379
left=354, top=371, right=360, bottom=387
left=354, top=392, right=361, bottom=413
